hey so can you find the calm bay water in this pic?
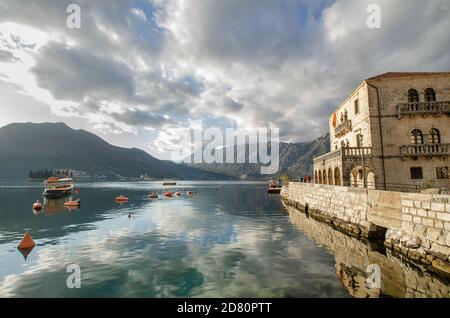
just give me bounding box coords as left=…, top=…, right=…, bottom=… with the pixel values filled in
left=0, top=181, right=448, bottom=298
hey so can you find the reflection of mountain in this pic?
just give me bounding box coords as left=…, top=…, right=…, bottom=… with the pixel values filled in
left=285, top=204, right=450, bottom=298
left=0, top=122, right=229, bottom=180
left=184, top=135, right=330, bottom=179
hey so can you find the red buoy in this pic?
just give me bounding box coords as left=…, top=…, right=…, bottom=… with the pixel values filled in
left=18, top=231, right=36, bottom=250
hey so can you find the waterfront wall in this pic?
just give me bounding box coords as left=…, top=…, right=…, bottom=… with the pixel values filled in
left=285, top=205, right=450, bottom=297
left=281, top=182, right=450, bottom=275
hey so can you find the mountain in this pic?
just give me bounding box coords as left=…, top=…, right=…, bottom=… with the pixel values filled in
left=183, top=134, right=330, bottom=179
left=0, top=122, right=229, bottom=180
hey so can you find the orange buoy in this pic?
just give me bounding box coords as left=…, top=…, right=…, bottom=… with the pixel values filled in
left=18, top=231, right=36, bottom=250
left=115, top=195, right=129, bottom=202
left=32, top=200, right=43, bottom=211
left=164, top=192, right=173, bottom=197
left=187, top=191, right=193, bottom=195
left=75, top=189, right=81, bottom=194
left=175, top=192, right=181, bottom=196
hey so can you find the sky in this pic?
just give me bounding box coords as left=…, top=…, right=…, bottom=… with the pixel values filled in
left=0, top=0, right=449, bottom=160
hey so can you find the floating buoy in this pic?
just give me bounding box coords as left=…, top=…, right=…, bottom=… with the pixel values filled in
left=115, top=195, right=129, bottom=202
left=18, top=231, right=36, bottom=250
left=164, top=192, right=173, bottom=198
left=187, top=191, right=193, bottom=195
left=128, top=213, right=132, bottom=218
left=175, top=192, right=181, bottom=196
left=32, top=200, right=43, bottom=211
left=75, top=189, right=81, bottom=194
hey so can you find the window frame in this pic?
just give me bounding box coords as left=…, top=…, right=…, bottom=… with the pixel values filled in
left=410, top=167, right=423, bottom=180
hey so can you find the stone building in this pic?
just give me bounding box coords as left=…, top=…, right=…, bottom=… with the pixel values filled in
left=313, top=72, right=450, bottom=192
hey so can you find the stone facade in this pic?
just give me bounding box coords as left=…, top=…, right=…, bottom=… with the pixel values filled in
left=314, top=72, right=450, bottom=192
left=282, top=182, right=450, bottom=276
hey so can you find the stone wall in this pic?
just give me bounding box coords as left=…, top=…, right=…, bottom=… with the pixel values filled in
left=285, top=205, right=450, bottom=297
left=282, top=182, right=450, bottom=276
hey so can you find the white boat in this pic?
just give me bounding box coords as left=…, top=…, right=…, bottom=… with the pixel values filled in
left=43, top=177, right=74, bottom=199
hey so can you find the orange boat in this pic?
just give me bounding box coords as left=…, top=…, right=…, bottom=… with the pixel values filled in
left=115, top=195, right=129, bottom=202
left=64, top=199, right=81, bottom=207
left=164, top=192, right=173, bottom=198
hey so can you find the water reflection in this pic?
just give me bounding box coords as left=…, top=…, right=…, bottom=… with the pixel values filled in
left=285, top=205, right=450, bottom=298
left=0, top=182, right=349, bottom=298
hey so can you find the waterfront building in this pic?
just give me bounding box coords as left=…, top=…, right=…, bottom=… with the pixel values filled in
left=313, top=72, right=450, bottom=192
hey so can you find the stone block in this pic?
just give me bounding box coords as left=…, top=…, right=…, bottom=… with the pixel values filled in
left=427, top=211, right=436, bottom=219
left=417, top=209, right=427, bottom=217
left=413, top=216, right=422, bottom=224
left=437, top=212, right=450, bottom=222
left=431, top=203, right=445, bottom=212
left=402, top=214, right=412, bottom=222
left=403, top=199, right=414, bottom=207
left=422, top=201, right=431, bottom=210
left=422, top=218, right=434, bottom=227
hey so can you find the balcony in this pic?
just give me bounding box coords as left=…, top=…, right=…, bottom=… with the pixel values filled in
left=400, top=143, right=450, bottom=158
left=314, top=147, right=372, bottom=166
left=334, top=120, right=352, bottom=137
left=397, top=101, right=450, bottom=119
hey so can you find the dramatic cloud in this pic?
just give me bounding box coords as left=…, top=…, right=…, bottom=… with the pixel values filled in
left=0, top=0, right=449, bottom=158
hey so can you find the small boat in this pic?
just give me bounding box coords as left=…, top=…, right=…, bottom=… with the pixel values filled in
left=163, top=180, right=177, bottom=186
left=175, top=192, right=181, bottom=196
left=115, top=195, right=129, bottom=202
left=43, top=177, right=74, bottom=199
left=164, top=192, right=173, bottom=198
left=187, top=191, right=193, bottom=195
left=32, top=200, right=43, bottom=211
left=64, top=199, right=81, bottom=207
left=268, top=180, right=283, bottom=194
left=148, top=192, right=159, bottom=199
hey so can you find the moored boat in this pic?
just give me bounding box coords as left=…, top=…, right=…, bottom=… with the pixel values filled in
left=115, top=195, right=129, bottom=202
left=163, top=180, right=177, bottom=186
left=43, top=177, right=74, bottom=199
left=148, top=192, right=159, bottom=199
left=268, top=180, right=282, bottom=194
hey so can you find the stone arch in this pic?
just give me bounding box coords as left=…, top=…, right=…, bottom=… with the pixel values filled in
left=318, top=170, right=322, bottom=184
left=323, top=169, right=327, bottom=185
left=314, top=171, right=318, bottom=184
left=334, top=167, right=341, bottom=186
left=349, top=166, right=377, bottom=189
left=328, top=167, right=333, bottom=185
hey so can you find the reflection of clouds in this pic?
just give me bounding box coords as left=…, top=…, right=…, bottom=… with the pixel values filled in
left=0, top=186, right=346, bottom=297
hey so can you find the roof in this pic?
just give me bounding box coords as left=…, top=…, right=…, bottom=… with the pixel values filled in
left=366, top=72, right=450, bottom=81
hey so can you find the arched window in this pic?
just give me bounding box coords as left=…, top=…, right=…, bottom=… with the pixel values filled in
left=344, top=110, right=348, bottom=121
left=424, top=88, right=436, bottom=102
left=328, top=168, right=333, bottom=185
left=429, top=128, right=441, bottom=144
left=323, top=170, right=327, bottom=185
left=314, top=171, right=318, bottom=183
left=340, top=140, right=346, bottom=148
left=407, top=89, right=419, bottom=103
left=334, top=167, right=341, bottom=186
left=318, top=170, right=322, bottom=184
left=411, top=129, right=423, bottom=145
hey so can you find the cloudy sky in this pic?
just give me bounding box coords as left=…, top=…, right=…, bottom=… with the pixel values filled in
left=0, top=0, right=449, bottom=160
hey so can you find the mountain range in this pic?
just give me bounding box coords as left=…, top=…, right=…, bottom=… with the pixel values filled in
left=0, top=122, right=329, bottom=180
